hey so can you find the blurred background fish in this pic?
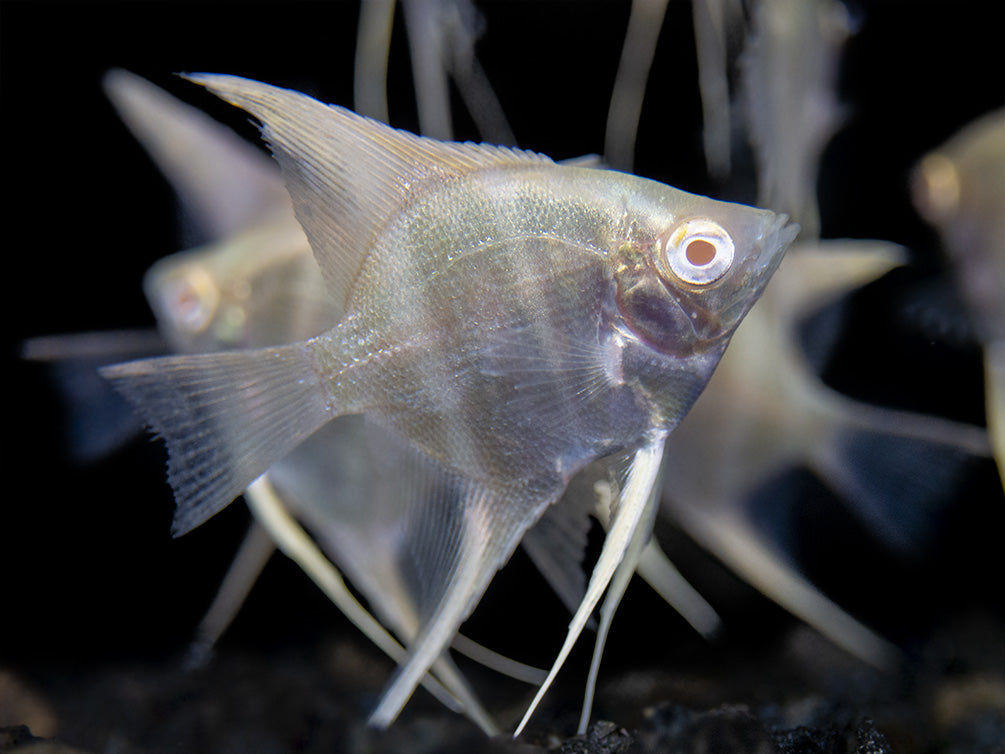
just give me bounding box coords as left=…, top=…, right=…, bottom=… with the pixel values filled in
left=912, top=108, right=1005, bottom=491
left=652, top=0, right=995, bottom=670
left=5, top=1, right=1005, bottom=751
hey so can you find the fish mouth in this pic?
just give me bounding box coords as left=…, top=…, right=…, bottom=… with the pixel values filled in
left=755, top=212, right=800, bottom=276
left=711, top=212, right=799, bottom=335
left=742, top=211, right=799, bottom=298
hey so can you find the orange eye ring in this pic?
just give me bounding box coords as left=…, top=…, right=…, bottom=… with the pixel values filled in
left=660, top=219, right=735, bottom=285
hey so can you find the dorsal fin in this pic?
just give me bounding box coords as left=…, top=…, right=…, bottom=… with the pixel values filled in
left=184, top=73, right=553, bottom=314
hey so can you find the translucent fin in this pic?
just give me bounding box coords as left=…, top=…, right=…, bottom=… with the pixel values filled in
left=353, top=0, right=395, bottom=123
left=187, top=521, right=275, bottom=667
left=520, top=480, right=595, bottom=617
left=242, top=475, right=501, bottom=733
left=591, top=469, right=721, bottom=639
left=576, top=453, right=663, bottom=734
left=813, top=399, right=992, bottom=553
left=184, top=74, right=552, bottom=313
left=402, top=0, right=454, bottom=140
left=22, top=329, right=166, bottom=461
left=450, top=634, right=547, bottom=686
left=514, top=435, right=667, bottom=738
left=103, top=69, right=290, bottom=240
left=604, top=0, right=669, bottom=172
left=692, top=0, right=745, bottom=178
left=264, top=416, right=546, bottom=723
left=740, top=0, right=855, bottom=239
left=262, top=417, right=547, bottom=688
left=367, top=474, right=557, bottom=730
left=673, top=503, right=898, bottom=669
left=100, top=343, right=331, bottom=535
left=634, top=539, right=722, bottom=639
left=781, top=240, right=906, bottom=322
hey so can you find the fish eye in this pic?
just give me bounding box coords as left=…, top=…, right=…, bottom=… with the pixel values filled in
left=163, top=266, right=219, bottom=333
left=660, top=219, right=735, bottom=285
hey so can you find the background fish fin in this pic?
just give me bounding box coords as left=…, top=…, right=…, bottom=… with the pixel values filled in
left=401, top=0, right=454, bottom=140
left=103, top=69, right=291, bottom=242
left=353, top=0, right=395, bottom=123
left=437, top=0, right=516, bottom=146
left=634, top=539, right=722, bottom=639
left=986, top=342, right=1005, bottom=491
left=604, top=0, right=669, bottom=172
left=272, top=417, right=543, bottom=692
left=559, top=153, right=607, bottom=169
left=740, top=0, right=854, bottom=239
left=254, top=419, right=505, bottom=728
left=515, top=435, right=666, bottom=737
left=367, top=469, right=559, bottom=730
left=185, top=73, right=552, bottom=313
left=791, top=241, right=907, bottom=373
left=241, top=473, right=498, bottom=732
left=692, top=0, right=746, bottom=179
left=100, top=343, right=331, bottom=535
left=23, top=329, right=167, bottom=462
left=187, top=520, right=275, bottom=667
left=781, top=240, right=906, bottom=322
left=671, top=502, right=898, bottom=668
left=812, top=404, right=991, bottom=554
left=449, top=634, right=546, bottom=686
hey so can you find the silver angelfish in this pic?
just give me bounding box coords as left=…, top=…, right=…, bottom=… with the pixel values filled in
left=101, top=74, right=797, bottom=734
left=913, top=109, right=1005, bottom=492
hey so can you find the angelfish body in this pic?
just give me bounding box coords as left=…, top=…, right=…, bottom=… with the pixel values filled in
left=308, top=167, right=749, bottom=494
left=103, top=74, right=796, bottom=732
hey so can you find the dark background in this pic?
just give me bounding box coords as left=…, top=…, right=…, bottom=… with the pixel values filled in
left=3, top=0, right=1005, bottom=740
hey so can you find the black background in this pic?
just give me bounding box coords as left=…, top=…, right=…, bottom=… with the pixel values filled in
left=4, top=0, right=1005, bottom=711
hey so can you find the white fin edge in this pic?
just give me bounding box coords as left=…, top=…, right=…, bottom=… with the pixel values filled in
left=513, top=434, right=668, bottom=737
left=577, top=462, right=663, bottom=734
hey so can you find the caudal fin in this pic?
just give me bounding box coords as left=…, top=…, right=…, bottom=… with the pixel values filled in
left=101, top=343, right=332, bottom=535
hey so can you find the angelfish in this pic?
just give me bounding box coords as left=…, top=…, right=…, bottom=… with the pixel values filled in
left=102, top=74, right=797, bottom=734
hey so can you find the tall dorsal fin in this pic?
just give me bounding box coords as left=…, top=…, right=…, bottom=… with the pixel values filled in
left=184, top=73, right=553, bottom=314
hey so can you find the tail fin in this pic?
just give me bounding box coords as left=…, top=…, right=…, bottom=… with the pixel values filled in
left=101, top=343, right=332, bottom=535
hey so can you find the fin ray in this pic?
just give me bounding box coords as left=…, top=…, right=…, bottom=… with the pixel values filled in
left=184, top=73, right=552, bottom=313
left=101, top=344, right=331, bottom=535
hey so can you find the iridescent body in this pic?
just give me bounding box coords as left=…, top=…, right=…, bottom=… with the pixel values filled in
left=102, top=75, right=795, bottom=732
